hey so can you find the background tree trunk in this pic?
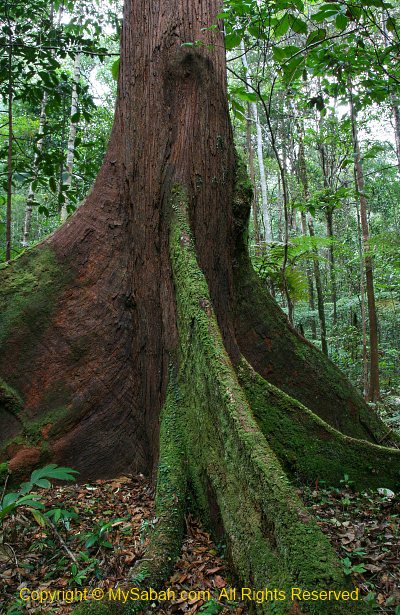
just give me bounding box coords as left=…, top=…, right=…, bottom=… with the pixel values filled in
left=22, top=91, right=48, bottom=246
left=240, top=42, right=271, bottom=243
left=245, top=103, right=262, bottom=251
left=60, top=52, right=81, bottom=221
left=349, top=81, right=380, bottom=402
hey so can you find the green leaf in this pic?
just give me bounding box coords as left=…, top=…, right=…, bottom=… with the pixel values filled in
left=38, top=205, right=50, bottom=216
left=306, top=28, right=326, bottom=46
left=312, top=4, right=341, bottom=23
left=274, top=14, right=290, bottom=38
left=86, top=535, right=97, bottom=548
left=230, top=86, right=258, bottom=102
left=101, top=540, right=113, bottom=549
left=30, top=464, right=78, bottom=484
left=386, top=17, right=397, bottom=33
left=30, top=508, right=48, bottom=527
left=335, top=14, right=348, bottom=30
left=111, top=58, right=120, bottom=81
left=1, top=492, right=19, bottom=510
left=282, top=56, right=305, bottom=83
left=288, top=15, right=308, bottom=35
left=273, top=46, right=287, bottom=62
left=224, top=31, right=241, bottom=50
left=34, top=478, right=51, bottom=489
left=352, top=564, right=367, bottom=573
left=49, top=176, right=57, bottom=193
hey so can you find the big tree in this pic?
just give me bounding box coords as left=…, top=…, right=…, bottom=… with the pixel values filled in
left=0, top=0, right=399, bottom=612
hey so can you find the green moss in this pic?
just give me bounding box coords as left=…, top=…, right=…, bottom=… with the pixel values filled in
left=0, top=245, right=71, bottom=354
left=22, top=406, right=70, bottom=444
left=0, top=462, right=9, bottom=481
left=131, top=373, right=186, bottom=586
left=239, top=360, right=400, bottom=491
left=72, top=603, right=131, bottom=615
left=0, top=246, right=73, bottom=452
left=0, top=378, right=22, bottom=416
left=168, top=193, right=369, bottom=613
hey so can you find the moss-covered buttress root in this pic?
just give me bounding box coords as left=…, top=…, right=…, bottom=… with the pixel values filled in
left=169, top=192, right=370, bottom=614
left=239, top=360, right=400, bottom=491
left=73, top=189, right=377, bottom=615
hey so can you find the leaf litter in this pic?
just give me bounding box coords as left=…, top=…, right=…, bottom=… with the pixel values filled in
left=0, top=474, right=398, bottom=614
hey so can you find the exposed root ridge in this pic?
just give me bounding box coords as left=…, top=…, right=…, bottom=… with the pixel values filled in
left=72, top=381, right=187, bottom=615
left=170, top=192, right=370, bottom=614
left=239, top=360, right=400, bottom=491
left=130, top=377, right=187, bottom=585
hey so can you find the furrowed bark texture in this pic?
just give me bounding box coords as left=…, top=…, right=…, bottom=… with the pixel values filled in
left=0, top=1, right=399, bottom=611
left=0, top=0, right=237, bottom=478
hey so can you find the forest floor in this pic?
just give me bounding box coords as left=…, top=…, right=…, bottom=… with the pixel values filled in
left=0, top=472, right=399, bottom=615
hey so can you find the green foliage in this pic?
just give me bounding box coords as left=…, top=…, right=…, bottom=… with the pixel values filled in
left=79, top=518, right=127, bottom=550
left=0, top=0, right=120, bottom=255
left=199, top=599, right=224, bottom=614
left=342, top=557, right=367, bottom=576
left=0, top=464, right=78, bottom=522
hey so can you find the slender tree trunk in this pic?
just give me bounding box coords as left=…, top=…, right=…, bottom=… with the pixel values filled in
left=349, top=80, right=380, bottom=401
left=308, top=216, right=328, bottom=356
left=301, top=211, right=317, bottom=339
left=245, top=103, right=261, bottom=251
left=297, top=122, right=327, bottom=353
left=297, top=128, right=318, bottom=341
left=391, top=97, right=400, bottom=174
left=22, top=91, right=48, bottom=246
left=356, top=200, right=369, bottom=399
left=381, top=14, right=400, bottom=174
left=326, top=207, right=337, bottom=324
left=255, top=87, right=292, bottom=322
left=6, top=30, right=13, bottom=262
left=317, top=111, right=338, bottom=324
left=60, top=52, right=81, bottom=222
left=240, top=42, right=271, bottom=243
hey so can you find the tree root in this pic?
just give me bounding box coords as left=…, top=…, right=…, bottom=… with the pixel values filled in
left=72, top=382, right=187, bottom=614
left=169, top=196, right=371, bottom=613
left=239, top=359, right=400, bottom=491
left=130, top=377, right=187, bottom=586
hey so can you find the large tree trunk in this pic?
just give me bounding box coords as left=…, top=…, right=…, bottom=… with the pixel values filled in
left=0, top=1, right=398, bottom=612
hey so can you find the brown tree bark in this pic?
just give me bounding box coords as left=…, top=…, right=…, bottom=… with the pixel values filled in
left=0, top=1, right=397, bottom=610
left=1, top=0, right=237, bottom=478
